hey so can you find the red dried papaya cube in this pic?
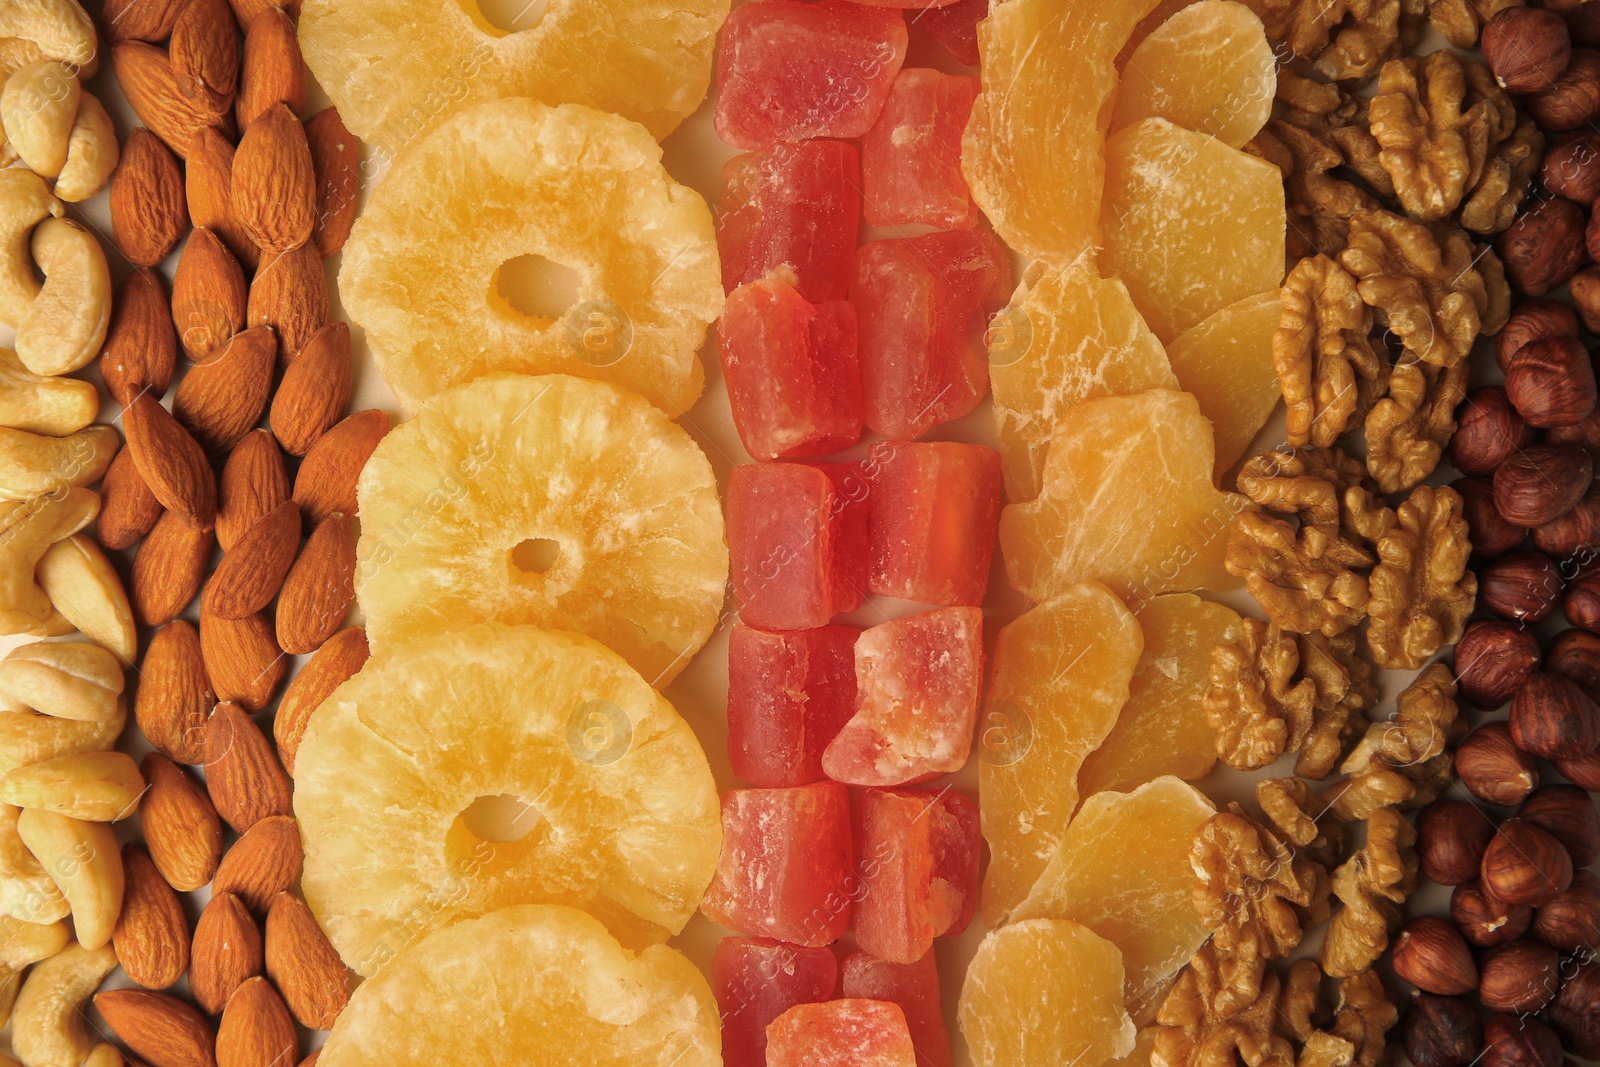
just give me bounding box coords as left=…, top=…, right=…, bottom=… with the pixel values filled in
left=766, top=999, right=918, bottom=1067
left=728, top=462, right=865, bottom=629
left=809, top=460, right=871, bottom=608
left=716, top=1, right=910, bottom=150
left=867, top=441, right=1001, bottom=607
left=842, top=950, right=952, bottom=1067
left=719, top=141, right=861, bottom=303
left=701, top=782, right=855, bottom=947
left=822, top=607, right=985, bottom=786
left=852, top=230, right=1011, bottom=440
left=714, top=937, right=839, bottom=1067
left=852, top=787, right=981, bottom=964
left=920, top=0, right=986, bottom=66
left=862, top=69, right=981, bottom=230
left=727, top=624, right=861, bottom=788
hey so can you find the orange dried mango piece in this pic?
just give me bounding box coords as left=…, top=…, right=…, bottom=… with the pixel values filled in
left=1164, top=290, right=1285, bottom=477
left=989, top=262, right=1176, bottom=503
left=1099, top=118, right=1286, bottom=343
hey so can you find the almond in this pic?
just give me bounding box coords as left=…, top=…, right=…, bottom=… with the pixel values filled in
left=270, top=321, right=351, bottom=456
left=216, top=976, right=296, bottom=1067
left=98, top=447, right=162, bottom=551
left=275, top=626, right=367, bottom=773
left=191, top=892, right=262, bottom=1017
left=102, top=268, right=178, bottom=407
left=248, top=243, right=328, bottom=366
left=172, top=227, right=247, bottom=363
left=124, top=394, right=217, bottom=531
left=203, top=701, right=292, bottom=833
left=112, top=844, right=190, bottom=990
left=132, top=510, right=215, bottom=627
left=305, top=106, right=359, bottom=258
left=217, top=430, right=290, bottom=552
left=111, top=41, right=233, bottom=160
left=109, top=129, right=188, bottom=268
left=232, top=102, right=316, bottom=255
left=265, top=892, right=350, bottom=1029
left=214, top=814, right=302, bottom=912
left=170, top=0, right=240, bottom=116
left=199, top=614, right=286, bottom=714
left=172, top=325, right=276, bottom=456
left=135, top=620, right=214, bottom=765
left=276, top=513, right=356, bottom=655
left=294, top=409, right=391, bottom=524
left=299, top=1052, right=320, bottom=1067
left=237, top=7, right=305, bottom=130
left=95, top=988, right=217, bottom=1067
left=104, top=0, right=188, bottom=43
left=203, top=499, right=301, bottom=619
left=228, top=0, right=302, bottom=29
left=187, top=127, right=260, bottom=270
left=139, top=754, right=223, bottom=892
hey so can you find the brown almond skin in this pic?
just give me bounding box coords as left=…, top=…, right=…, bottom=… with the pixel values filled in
left=124, top=394, right=218, bottom=531
left=112, top=41, right=235, bottom=160
left=102, top=268, right=178, bottom=408
left=110, top=128, right=189, bottom=268
left=139, top=754, right=223, bottom=892
left=203, top=499, right=302, bottom=620
left=103, top=0, right=188, bottom=43
left=95, top=988, right=217, bottom=1067
left=228, top=0, right=302, bottom=27
left=217, top=430, right=290, bottom=553
left=236, top=7, right=306, bottom=130
left=132, top=511, right=216, bottom=628
left=199, top=612, right=286, bottom=714
left=135, top=621, right=214, bottom=765
left=249, top=243, right=329, bottom=367
left=294, top=409, right=391, bottom=524
left=214, top=815, right=302, bottom=913
left=191, top=892, right=262, bottom=1017
left=305, top=106, right=359, bottom=257
left=172, top=325, right=277, bottom=457
left=187, top=126, right=260, bottom=270
left=265, top=892, right=351, bottom=1029
left=217, top=976, right=296, bottom=1067
left=169, top=0, right=240, bottom=118
left=172, top=227, right=247, bottom=364
left=277, top=514, right=357, bottom=655
left=276, top=627, right=368, bottom=773
left=113, top=844, right=191, bottom=990
left=232, top=102, right=317, bottom=255
left=204, top=702, right=293, bottom=833
left=98, top=447, right=163, bottom=552
left=271, top=321, right=352, bottom=455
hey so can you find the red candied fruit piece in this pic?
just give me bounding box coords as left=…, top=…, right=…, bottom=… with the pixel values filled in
left=716, top=1, right=910, bottom=151
left=701, top=781, right=855, bottom=947
left=720, top=272, right=863, bottom=462
left=868, top=441, right=1001, bottom=607
left=811, top=460, right=870, bottom=610
left=920, top=0, right=986, bottom=66
left=822, top=607, right=985, bottom=786
left=853, top=787, right=980, bottom=965
left=728, top=462, right=867, bottom=629
left=852, top=229, right=1012, bottom=440
left=714, top=937, right=839, bottom=1067
left=719, top=141, right=861, bottom=303
left=727, top=623, right=861, bottom=788
left=766, top=999, right=918, bottom=1067
left=842, top=950, right=952, bottom=1067
left=862, top=69, right=981, bottom=230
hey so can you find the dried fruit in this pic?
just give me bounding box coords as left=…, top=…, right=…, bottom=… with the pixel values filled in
left=840, top=951, right=950, bottom=1067
left=726, top=625, right=856, bottom=790
left=867, top=442, right=1001, bottom=607
left=862, top=69, right=980, bottom=230
left=767, top=1000, right=917, bottom=1067
left=273, top=627, right=366, bottom=775
left=714, top=938, right=837, bottom=1067
left=851, top=787, right=979, bottom=965
left=718, top=140, right=859, bottom=304
left=1166, top=290, right=1283, bottom=474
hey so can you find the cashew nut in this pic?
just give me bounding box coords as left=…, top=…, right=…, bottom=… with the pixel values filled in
left=0, top=915, right=68, bottom=1027
left=83, top=1047, right=119, bottom=1067
left=50, top=91, right=115, bottom=202
left=2, top=752, right=143, bottom=822
left=0, top=805, right=66, bottom=925
left=0, top=170, right=60, bottom=327
left=0, top=350, right=95, bottom=435
left=1, top=63, right=79, bottom=181
left=0, top=488, right=97, bottom=637
left=0, top=705, right=123, bottom=779
left=0, top=641, right=121, bottom=723
left=14, top=218, right=110, bottom=375
left=10, top=940, right=117, bottom=1067
left=0, top=0, right=98, bottom=80
left=35, top=534, right=136, bottom=667
left=24, top=612, right=69, bottom=640
left=15, top=809, right=122, bottom=949
left=0, top=425, right=115, bottom=500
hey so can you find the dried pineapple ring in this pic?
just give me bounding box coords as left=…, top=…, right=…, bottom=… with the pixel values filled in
left=356, top=373, right=727, bottom=687
left=340, top=99, right=722, bottom=417
left=299, top=0, right=728, bottom=147
left=318, top=904, right=721, bottom=1067
left=295, top=625, right=722, bottom=978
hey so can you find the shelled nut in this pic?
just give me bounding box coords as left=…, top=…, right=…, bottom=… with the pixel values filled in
left=1497, top=299, right=1580, bottom=371
left=1482, top=818, right=1575, bottom=907
left=1454, top=881, right=1534, bottom=947
left=1403, top=993, right=1484, bottom=1067
left=1418, top=799, right=1497, bottom=885
left=1517, top=784, right=1600, bottom=865
left=1494, top=444, right=1593, bottom=526
left=1532, top=869, right=1600, bottom=951
left=1479, top=939, right=1562, bottom=1014
left=1510, top=671, right=1600, bottom=759
left=1566, top=568, right=1600, bottom=632
left=1505, top=335, right=1598, bottom=428
left=1480, top=551, right=1565, bottom=623
left=1498, top=195, right=1588, bottom=293
left=1453, top=386, right=1536, bottom=475
left=1528, top=47, right=1600, bottom=131
left=1544, top=130, right=1600, bottom=205
left=1548, top=958, right=1600, bottom=1058
left=1485, top=7, right=1574, bottom=92
left=1392, top=916, right=1480, bottom=995
left=1454, top=478, right=1529, bottom=557
left=1533, top=483, right=1600, bottom=557
left=1549, top=627, right=1600, bottom=694
left=1455, top=623, right=1543, bottom=710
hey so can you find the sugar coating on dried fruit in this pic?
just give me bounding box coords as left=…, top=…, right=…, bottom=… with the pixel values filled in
left=317, top=905, right=720, bottom=1067
left=298, top=0, right=727, bottom=147
left=294, top=624, right=721, bottom=977
left=339, top=99, right=722, bottom=416
left=989, top=262, right=1177, bottom=503
left=1164, top=290, right=1284, bottom=476
left=355, top=374, right=726, bottom=687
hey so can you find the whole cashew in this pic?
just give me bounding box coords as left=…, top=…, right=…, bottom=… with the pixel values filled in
left=0, top=706, right=124, bottom=779
left=0, top=425, right=115, bottom=500
left=0, top=0, right=99, bottom=80
left=1, top=63, right=79, bottom=180
left=2, top=752, right=144, bottom=821
left=0, top=805, right=66, bottom=924
left=50, top=92, right=115, bottom=202
left=14, top=218, right=110, bottom=375
left=0, top=641, right=122, bottom=723
left=0, top=915, right=67, bottom=1027
left=0, top=170, right=60, bottom=327
left=10, top=941, right=117, bottom=1067
left=35, top=534, right=136, bottom=667
left=0, top=488, right=97, bottom=636
left=15, top=809, right=123, bottom=949
left=0, top=350, right=96, bottom=435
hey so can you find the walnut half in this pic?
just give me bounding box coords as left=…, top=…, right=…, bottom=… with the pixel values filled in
left=1275, top=257, right=1388, bottom=449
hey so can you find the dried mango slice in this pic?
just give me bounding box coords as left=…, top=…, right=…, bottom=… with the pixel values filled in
left=989, top=262, right=1177, bottom=503
left=340, top=99, right=722, bottom=417
left=1164, top=290, right=1285, bottom=477
left=1099, top=118, right=1286, bottom=343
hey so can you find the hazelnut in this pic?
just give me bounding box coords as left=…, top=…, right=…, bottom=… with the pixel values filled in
left=1498, top=196, right=1588, bottom=295
left=1506, top=335, right=1599, bottom=428
left=1483, top=1013, right=1564, bottom=1067
left=1497, top=299, right=1580, bottom=372
left=1566, top=568, right=1600, bottom=632
left=1482, top=817, right=1576, bottom=907
left=1455, top=622, right=1544, bottom=710
left=1511, top=670, right=1600, bottom=759
left=1455, top=880, right=1535, bottom=947
left=1548, top=403, right=1600, bottom=455
left=1517, top=783, right=1600, bottom=865
left=1479, top=939, right=1563, bottom=1013
left=1533, top=482, right=1600, bottom=557
left=1456, top=477, right=1532, bottom=558
left=1453, top=386, right=1538, bottom=475
left=1544, top=130, right=1600, bottom=206
left=1494, top=444, right=1594, bottom=526
left=1533, top=869, right=1600, bottom=951
left=1549, top=957, right=1600, bottom=1058
left=1403, top=993, right=1484, bottom=1067
left=1417, top=799, right=1497, bottom=885
left=1549, top=626, right=1600, bottom=694
left=1528, top=47, right=1600, bottom=131
left=1486, top=8, right=1574, bottom=91
left=1481, top=551, right=1566, bottom=622
left=1573, top=2, right=1600, bottom=49
left=1391, top=915, right=1480, bottom=994
left=1458, top=720, right=1541, bottom=804
left=1555, top=749, right=1600, bottom=790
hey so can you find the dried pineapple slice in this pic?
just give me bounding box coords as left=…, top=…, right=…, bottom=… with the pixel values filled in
left=340, top=99, right=722, bottom=417
left=295, top=624, right=722, bottom=978
left=355, top=374, right=727, bottom=686
left=1164, top=290, right=1284, bottom=477
left=318, top=904, right=721, bottom=1067
left=299, top=0, right=728, bottom=148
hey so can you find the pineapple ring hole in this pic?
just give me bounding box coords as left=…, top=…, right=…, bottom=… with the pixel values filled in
left=457, top=794, right=543, bottom=844
left=465, top=0, right=549, bottom=34
left=510, top=537, right=561, bottom=575
left=492, top=253, right=582, bottom=323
